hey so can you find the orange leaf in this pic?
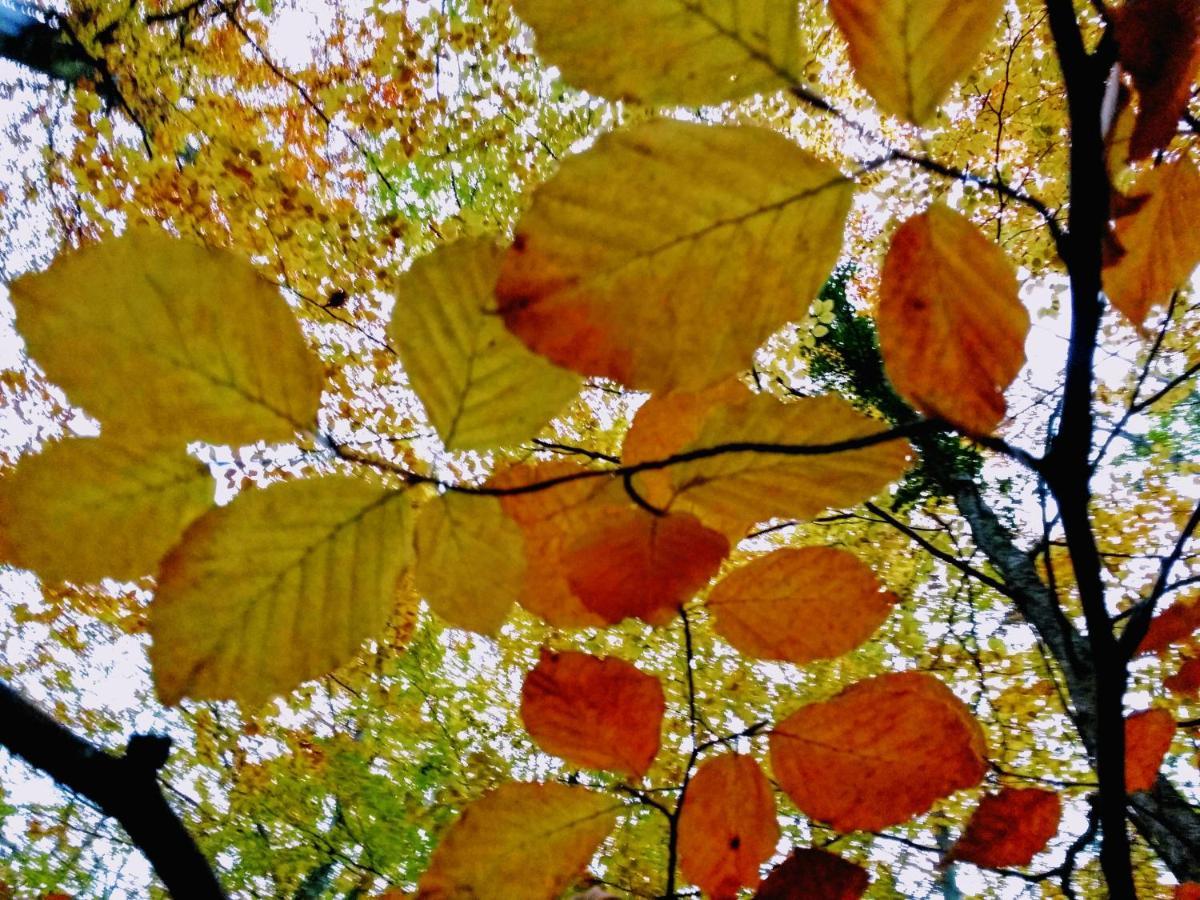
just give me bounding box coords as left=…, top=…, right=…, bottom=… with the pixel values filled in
left=677, top=754, right=778, bottom=899
left=770, top=672, right=988, bottom=832
left=1175, top=883, right=1200, bottom=899
left=564, top=508, right=729, bottom=626
left=878, top=204, right=1028, bottom=435
left=1136, top=593, right=1200, bottom=655
left=520, top=650, right=665, bottom=777
left=1104, top=158, right=1200, bottom=327
left=707, top=547, right=896, bottom=664
left=1126, top=708, right=1175, bottom=792
left=1166, top=657, right=1200, bottom=697
left=945, top=787, right=1061, bottom=868
left=1112, top=0, right=1200, bottom=160
left=754, top=849, right=869, bottom=899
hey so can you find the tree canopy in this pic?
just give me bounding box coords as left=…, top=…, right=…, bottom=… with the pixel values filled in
left=0, top=0, right=1198, bottom=897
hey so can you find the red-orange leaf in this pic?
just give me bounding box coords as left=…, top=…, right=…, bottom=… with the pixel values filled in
left=945, top=788, right=1061, bottom=868
left=1166, top=657, right=1200, bottom=696
left=1175, top=883, right=1200, bottom=899
left=1137, top=593, right=1200, bottom=655
left=754, top=848, right=869, bottom=899
left=770, top=672, right=988, bottom=832
left=878, top=204, right=1028, bottom=435
left=707, top=547, right=896, bottom=664
left=677, top=754, right=778, bottom=899
left=1126, top=708, right=1175, bottom=792
left=564, top=508, right=729, bottom=626
left=520, top=650, right=665, bottom=778
left=1112, top=0, right=1200, bottom=160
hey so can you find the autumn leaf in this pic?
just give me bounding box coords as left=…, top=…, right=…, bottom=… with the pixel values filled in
left=512, top=0, right=799, bottom=106
left=564, top=508, right=729, bottom=626
left=1166, top=657, right=1200, bottom=697
left=666, top=393, right=912, bottom=532
left=827, top=0, right=1005, bottom=124
left=770, top=672, right=988, bottom=832
left=496, top=120, right=854, bottom=393
left=0, top=436, right=212, bottom=584
left=707, top=547, right=895, bottom=664
left=1111, top=0, right=1200, bottom=160
left=1104, top=157, right=1200, bottom=327
left=416, top=782, right=617, bottom=900
left=492, top=460, right=620, bottom=627
left=677, top=754, right=778, bottom=899
left=389, top=238, right=580, bottom=450
left=1136, top=593, right=1200, bottom=655
left=1176, top=883, right=1200, bottom=899
left=520, top=650, right=664, bottom=777
left=754, top=848, right=869, bottom=900
left=1126, top=708, right=1175, bottom=792
left=414, top=493, right=524, bottom=635
left=150, top=477, right=415, bottom=705
left=8, top=228, right=323, bottom=445
left=944, top=787, right=1061, bottom=868
left=878, top=204, right=1028, bottom=434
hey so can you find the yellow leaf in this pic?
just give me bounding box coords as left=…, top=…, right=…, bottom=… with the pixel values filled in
left=414, top=493, right=524, bottom=635
left=150, top=476, right=415, bottom=705
left=666, top=393, right=912, bottom=532
left=877, top=204, right=1028, bottom=434
left=496, top=121, right=854, bottom=393
left=0, top=436, right=213, bottom=584
left=1104, top=157, right=1200, bottom=327
left=511, top=0, right=800, bottom=105
left=828, top=0, right=1005, bottom=124
left=8, top=228, right=323, bottom=445
left=706, top=547, right=896, bottom=664
left=417, top=782, right=617, bottom=900
left=390, top=239, right=581, bottom=450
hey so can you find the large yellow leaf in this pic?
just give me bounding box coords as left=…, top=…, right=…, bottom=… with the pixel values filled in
left=828, top=0, right=1005, bottom=124
left=417, top=782, right=618, bottom=900
left=666, top=393, right=912, bottom=531
left=150, top=476, right=415, bottom=705
left=707, top=547, right=896, bottom=664
left=0, top=436, right=213, bottom=584
left=677, top=754, right=778, bottom=899
left=496, top=121, right=854, bottom=393
left=770, top=672, right=988, bottom=832
left=520, top=649, right=665, bottom=777
left=877, top=204, right=1028, bottom=434
left=1104, top=158, right=1200, bottom=327
left=8, top=228, right=323, bottom=445
left=512, top=0, right=801, bottom=106
left=414, top=493, right=525, bottom=635
left=390, top=239, right=581, bottom=450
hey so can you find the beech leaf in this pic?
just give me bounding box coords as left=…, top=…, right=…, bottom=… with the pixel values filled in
left=677, top=754, right=779, bottom=899
left=1136, top=592, right=1200, bottom=655
left=1126, top=708, right=1175, bottom=792
left=878, top=204, right=1028, bottom=435
left=945, top=787, right=1061, bottom=868
left=417, top=782, right=617, bottom=900
left=754, top=849, right=869, bottom=899
left=707, top=546, right=896, bottom=664
left=150, top=476, right=415, bottom=705
left=520, top=650, right=664, bottom=778
left=496, top=120, right=853, bottom=393
left=8, top=228, right=323, bottom=445
left=770, top=672, right=988, bottom=832
left=390, top=238, right=581, bottom=450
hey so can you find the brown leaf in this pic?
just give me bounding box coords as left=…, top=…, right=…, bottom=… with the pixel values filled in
left=520, top=650, right=665, bottom=777
left=944, top=787, right=1061, bottom=868
left=677, top=754, right=779, bottom=899
left=707, top=547, right=896, bottom=664
left=1166, top=657, right=1200, bottom=696
left=1112, top=0, right=1200, bottom=160
left=564, top=508, right=729, bottom=626
left=754, top=849, right=869, bottom=899
left=1126, top=708, right=1175, bottom=792
left=770, top=672, right=988, bottom=832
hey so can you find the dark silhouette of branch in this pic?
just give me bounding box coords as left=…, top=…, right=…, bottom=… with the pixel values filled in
left=0, top=679, right=226, bottom=898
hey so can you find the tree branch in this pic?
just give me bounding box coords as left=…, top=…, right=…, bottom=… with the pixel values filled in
left=0, top=679, right=225, bottom=898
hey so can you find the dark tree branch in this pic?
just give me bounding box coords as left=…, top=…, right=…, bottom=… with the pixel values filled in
left=0, top=679, right=226, bottom=898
